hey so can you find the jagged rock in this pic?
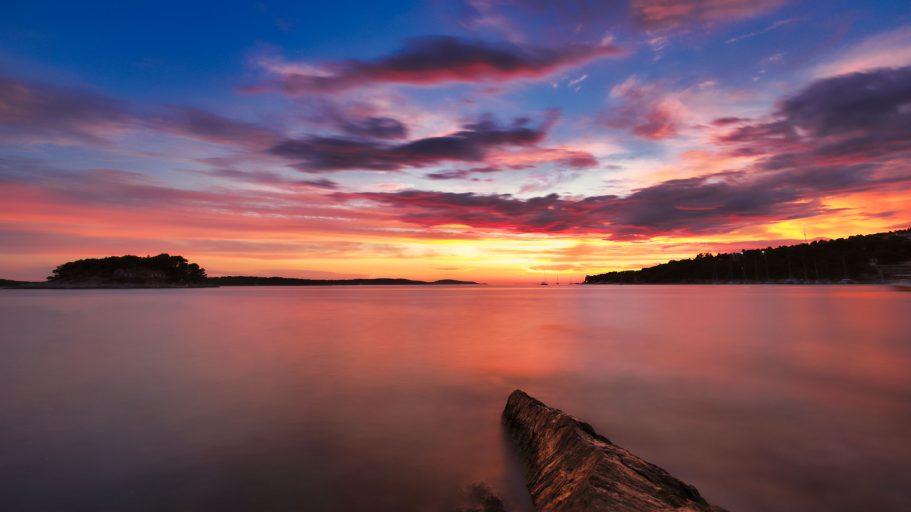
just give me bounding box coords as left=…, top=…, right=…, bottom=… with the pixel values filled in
left=503, top=390, right=726, bottom=512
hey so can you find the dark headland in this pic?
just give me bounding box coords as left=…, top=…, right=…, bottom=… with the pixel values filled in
left=585, top=228, right=911, bottom=284
left=503, top=390, right=726, bottom=512
left=0, top=254, right=477, bottom=288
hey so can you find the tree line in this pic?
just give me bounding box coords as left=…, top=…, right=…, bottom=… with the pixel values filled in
left=585, top=229, right=911, bottom=284
left=49, top=254, right=207, bottom=285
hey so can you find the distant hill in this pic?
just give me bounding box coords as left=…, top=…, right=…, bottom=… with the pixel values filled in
left=585, top=228, right=911, bottom=284
left=207, top=276, right=478, bottom=286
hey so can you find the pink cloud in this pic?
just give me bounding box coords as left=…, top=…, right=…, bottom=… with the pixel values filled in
left=602, top=77, right=686, bottom=139
left=631, top=0, right=789, bottom=32
left=814, top=25, right=911, bottom=78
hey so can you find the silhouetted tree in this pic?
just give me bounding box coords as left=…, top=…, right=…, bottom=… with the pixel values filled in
left=585, top=229, right=911, bottom=284
left=48, top=254, right=207, bottom=285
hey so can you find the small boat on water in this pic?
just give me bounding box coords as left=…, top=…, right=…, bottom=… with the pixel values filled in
left=540, top=281, right=548, bottom=286
left=893, top=280, right=911, bottom=291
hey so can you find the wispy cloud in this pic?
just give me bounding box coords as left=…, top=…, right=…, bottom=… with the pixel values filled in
left=602, top=77, right=686, bottom=139
left=631, top=0, right=789, bottom=32
left=726, top=17, right=798, bottom=44
left=252, top=36, right=623, bottom=93
left=814, top=25, right=911, bottom=77
left=0, top=72, right=279, bottom=148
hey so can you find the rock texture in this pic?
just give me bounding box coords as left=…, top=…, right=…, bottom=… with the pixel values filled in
left=503, top=390, right=726, bottom=512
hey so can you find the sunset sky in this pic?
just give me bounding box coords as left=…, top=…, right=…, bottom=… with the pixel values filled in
left=2, top=1, right=911, bottom=282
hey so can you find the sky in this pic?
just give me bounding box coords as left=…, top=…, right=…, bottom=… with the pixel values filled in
left=2, top=0, right=911, bottom=282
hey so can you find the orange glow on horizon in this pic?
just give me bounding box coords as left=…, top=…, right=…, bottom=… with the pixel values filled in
left=3, top=174, right=909, bottom=284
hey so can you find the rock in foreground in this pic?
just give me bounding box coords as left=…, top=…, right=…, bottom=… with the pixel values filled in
left=503, top=390, right=726, bottom=512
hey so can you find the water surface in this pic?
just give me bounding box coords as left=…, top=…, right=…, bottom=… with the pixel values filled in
left=1, top=286, right=909, bottom=511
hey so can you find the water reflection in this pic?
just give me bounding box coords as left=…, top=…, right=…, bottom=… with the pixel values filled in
left=0, top=286, right=909, bottom=510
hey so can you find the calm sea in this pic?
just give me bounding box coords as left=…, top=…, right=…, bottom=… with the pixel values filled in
left=1, top=285, right=909, bottom=511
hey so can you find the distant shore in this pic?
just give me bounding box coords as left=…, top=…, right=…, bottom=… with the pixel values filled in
left=584, top=229, right=911, bottom=285
left=582, top=279, right=896, bottom=285
left=206, top=276, right=479, bottom=286
left=2, top=254, right=480, bottom=289
left=0, top=276, right=480, bottom=289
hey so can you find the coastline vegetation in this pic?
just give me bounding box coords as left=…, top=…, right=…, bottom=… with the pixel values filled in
left=585, top=228, right=911, bottom=284
left=45, top=254, right=209, bottom=287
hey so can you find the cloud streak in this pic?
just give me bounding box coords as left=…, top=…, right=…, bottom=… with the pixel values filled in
left=0, top=72, right=279, bottom=148
left=256, top=36, right=623, bottom=92
left=726, top=17, right=798, bottom=44
left=631, top=0, right=788, bottom=32
left=458, top=0, right=786, bottom=40
left=269, top=114, right=557, bottom=172
left=425, top=148, right=598, bottom=180
left=0, top=73, right=131, bottom=144
left=336, top=159, right=904, bottom=240
left=813, top=25, right=911, bottom=78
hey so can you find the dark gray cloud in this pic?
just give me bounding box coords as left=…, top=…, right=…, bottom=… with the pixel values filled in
left=270, top=115, right=551, bottom=172
left=720, top=65, right=911, bottom=167
left=426, top=166, right=504, bottom=181
left=260, top=36, right=623, bottom=92
left=338, top=116, right=408, bottom=140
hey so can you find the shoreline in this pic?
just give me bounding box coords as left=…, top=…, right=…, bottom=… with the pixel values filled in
left=0, top=280, right=482, bottom=289
left=2, top=281, right=903, bottom=290
left=581, top=280, right=896, bottom=285
left=0, top=282, right=216, bottom=289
